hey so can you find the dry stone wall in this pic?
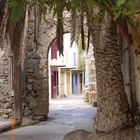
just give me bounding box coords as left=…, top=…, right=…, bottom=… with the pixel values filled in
left=83, top=45, right=97, bottom=106
left=23, top=10, right=50, bottom=117
left=0, top=42, right=14, bottom=119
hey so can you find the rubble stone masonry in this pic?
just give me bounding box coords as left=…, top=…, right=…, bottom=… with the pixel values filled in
left=0, top=42, right=14, bottom=119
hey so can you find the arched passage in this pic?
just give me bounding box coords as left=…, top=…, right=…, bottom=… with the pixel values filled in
left=47, top=33, right=97, bottom=132
left=23, top=12, right=96, bottom=121
left=23, top=13, right=72, bottom=119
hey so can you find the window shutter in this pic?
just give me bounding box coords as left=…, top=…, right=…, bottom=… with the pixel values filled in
left=51, top=40, right=57, bottom=59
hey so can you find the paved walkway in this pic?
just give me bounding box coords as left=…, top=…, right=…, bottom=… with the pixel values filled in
left=0, top=94, right=96, bottom=140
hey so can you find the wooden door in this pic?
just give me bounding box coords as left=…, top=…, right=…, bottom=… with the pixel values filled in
left=51, top=71, right=58, bottom=98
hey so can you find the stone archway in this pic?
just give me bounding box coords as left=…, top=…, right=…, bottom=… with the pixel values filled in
left=0, top=7, right=96, bottom=122
left=23, top=9, right=96, bottom=120
left=23, top=11, right=71, bottom=119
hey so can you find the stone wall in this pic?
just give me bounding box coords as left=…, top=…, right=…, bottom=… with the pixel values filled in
left=85, top=45, right=96, bottom=86
left=0, top=3, right=28, bottom=119
left=0, top=2, right=14, bottom=119
left=23, top=10, right=71, bottom=118
left=0, top=42, right=14, bottom=119
left=83, top=44, right=97, bottom=106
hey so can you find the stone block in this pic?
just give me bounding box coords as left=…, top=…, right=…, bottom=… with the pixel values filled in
left=26, top=96, right=34, bottom=102
left=28, top=78, right=33, bottom=83
left=36, top=90, right=48, bottom=100
left=32, top=101, right=48, bottom=116
left=26, top=68, right=34, bottom=73
left=24, top=107, right=32, bottom=115
left=6, top=109, right=12, bottom=114
left=30, top=99, right=37, bottom=107
left=0, top=79, right=5, bottom=84
left=33, top=79, right=48, bottom=90
left=4, top=103, right=11, bottom=109
left=3, top=115, right=8, bottom=119
left=33, top=68, right=47, bottom=78
left=27, top=85, right=32, bottom=91
left=32, top=115, right=47, bottom=121
left=25, top=59, right=39, bottom=67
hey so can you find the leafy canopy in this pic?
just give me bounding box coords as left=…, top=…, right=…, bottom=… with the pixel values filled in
left=9, top=0, right=140, bottom=53
left=9, top=0, right=140, bottom=21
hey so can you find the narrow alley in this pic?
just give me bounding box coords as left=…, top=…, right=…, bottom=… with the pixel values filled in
left=0, top=95, right=96, bottom=140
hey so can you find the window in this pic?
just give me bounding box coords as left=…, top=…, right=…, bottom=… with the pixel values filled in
left=73, top=53, right=76, bottom=66
left=51, top=40, right=57, bottom=59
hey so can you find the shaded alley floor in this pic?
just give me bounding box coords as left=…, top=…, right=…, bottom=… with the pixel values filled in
left=0, top=94, right=96, bottom=140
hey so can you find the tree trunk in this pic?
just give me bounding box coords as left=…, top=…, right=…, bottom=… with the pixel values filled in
left=7, top=10, right=26, bottom=122
left=117, top=19, right=138, bottom=118
left=12, top=43, right=22, bottom=121
left=125, top=17, right=140, bottom=124
left=93, top=16, right=131, bottom=132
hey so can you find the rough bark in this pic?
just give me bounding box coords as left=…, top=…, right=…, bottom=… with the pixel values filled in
left=133, top=44, right=140, bottom=108
left=127, top=18, right=140, bottom=119
left=117, top=20, right=132, bottom=108
left=117, top=20, right=139, bottom=122
left=93, top=16, right=131, bottom=132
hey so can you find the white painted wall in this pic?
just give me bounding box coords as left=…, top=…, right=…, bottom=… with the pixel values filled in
left=49, top=33, right=79, bottom=68
left=48, top=33, right=80, bottom=98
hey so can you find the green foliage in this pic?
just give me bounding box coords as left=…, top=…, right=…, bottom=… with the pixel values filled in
left=116, top=0, right=126, bottom=7
left=113, top=0, right=140, bottom=19
left=9, top=0, right=140, bottom=54
left=9, top=0, right=24, bottom=21
left=9, top=0, right=140, bottom=22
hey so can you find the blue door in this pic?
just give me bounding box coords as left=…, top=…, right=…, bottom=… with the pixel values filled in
left=72, top=73, right=78, bottom=94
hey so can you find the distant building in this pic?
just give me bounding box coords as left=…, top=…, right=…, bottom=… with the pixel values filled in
left=48, top=33, right=84, bottom=99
